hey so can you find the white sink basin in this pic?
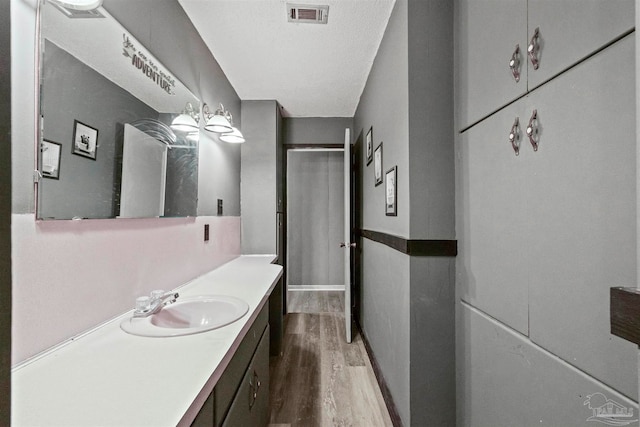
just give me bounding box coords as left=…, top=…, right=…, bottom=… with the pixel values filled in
left=120, top=295, right=249, bottom=337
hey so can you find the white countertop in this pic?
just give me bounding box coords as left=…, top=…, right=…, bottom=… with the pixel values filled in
left=12, top=255, right=282, bottom=426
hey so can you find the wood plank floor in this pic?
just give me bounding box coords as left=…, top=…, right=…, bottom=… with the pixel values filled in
left=268, top=291, right=393, bottom=427
left=287, top=290, right=344, bottom=314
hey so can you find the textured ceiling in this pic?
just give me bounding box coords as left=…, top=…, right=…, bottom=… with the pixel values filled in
left=178, top=0, right=396, bottom=117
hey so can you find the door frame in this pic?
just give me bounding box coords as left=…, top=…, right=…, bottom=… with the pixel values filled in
left=282, top=143, right=345, bottom=315
left=352, top=132, right=363, bottom=327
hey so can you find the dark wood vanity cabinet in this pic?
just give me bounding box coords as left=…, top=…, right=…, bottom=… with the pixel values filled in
left=191, top=302, right=270, bottom=427
left=221, top=326, right=270, bottom=427
left=268, top=277, right=283, bottom=356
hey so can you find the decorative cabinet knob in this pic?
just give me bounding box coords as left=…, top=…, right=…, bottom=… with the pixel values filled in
left=526, top=109, right=539, bottom=151
left=248, top=371, right=261, bottom=409
left=509, top=117, right=521, bottom=156
left=528, top=27, right=541, bottom=70
left=509, top=44, right=521, bottom=82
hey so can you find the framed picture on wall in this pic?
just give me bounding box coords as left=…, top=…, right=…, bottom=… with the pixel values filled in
left=374, top=142, right=383, bottom=186
left=366, top=127, right=373, bottom=165
left=72, top=120, right=98, bottom=160
left=41, top=140, right=62, bottom=180
left=385, top=166, right=397, bottom=216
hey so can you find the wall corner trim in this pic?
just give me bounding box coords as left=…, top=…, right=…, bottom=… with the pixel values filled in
left=610, top=287, right=640, bottom=346
left=359, top=229, right=457, bottom=257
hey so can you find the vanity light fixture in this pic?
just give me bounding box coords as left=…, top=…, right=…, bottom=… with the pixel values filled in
left=171, top=102, right=200, bottom=132
left=203, top=103, right=245, bottom=143
left=50, top=0, right=103, bottom=10
left=202, top=103, right=233, bottom=134
left=220, top=127, right=245, bottom=144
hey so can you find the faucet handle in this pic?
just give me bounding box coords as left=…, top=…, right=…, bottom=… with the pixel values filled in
left=150, top=289, right=165, bottom=301
left=135, top=296, right=151, bottom=312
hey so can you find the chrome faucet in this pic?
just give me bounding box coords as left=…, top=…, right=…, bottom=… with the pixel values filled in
left=133, top=290, right=179, bottom=318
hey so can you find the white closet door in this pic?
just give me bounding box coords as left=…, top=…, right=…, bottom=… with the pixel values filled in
left=120, top=123, right=167, bottom=218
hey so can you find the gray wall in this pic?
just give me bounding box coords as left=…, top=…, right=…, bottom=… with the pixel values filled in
left=409, top=257, right=455, bottom=426
left=39, top=41, right=159, bottom=219
left=283, top=117, right=353, bottom=145
left=1, top=0, right=10, bottom=422
left=354, top=0, right=411, bottom=422
left=241, top=100, right=279, bottom=254
left=406, top=3, right=456, bottom=424
left=408, top=0, right=455, bottom=240
left=353, top=0, right=455, bottom=425
left=361, top=238, right=411, bottom=420
left=355, top=0, right=409, bottom=238
left=637, top=0, right=640, bottom=405
left=287, top=150, right=344, bottom=288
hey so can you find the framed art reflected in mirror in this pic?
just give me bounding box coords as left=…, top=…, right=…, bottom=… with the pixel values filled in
left=41, top=140, right=62, bottom=180
left=71, top=120, right=98, bottom=160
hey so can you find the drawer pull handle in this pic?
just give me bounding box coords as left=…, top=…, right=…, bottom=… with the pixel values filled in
left=248, top=371, right=261, bottom=409
left=528, top=27, right=540, bottom=70
left=509, top=117, right=520, bottom=156
left=509, top=44, right=521, bottom=82
left=526, top=109, right=539, bottom=152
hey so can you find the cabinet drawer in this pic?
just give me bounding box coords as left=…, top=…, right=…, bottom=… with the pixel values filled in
left=527, top=0, right=633, bottom=90
left=525, top=34, right=637, bottom=400
left=455, top=0, right=634, bottom=131
left=455, top=0, right=527, bottom=131
left=457, top=34, right=637, bottom=399
left=190, top=391, right=214, bottom=427
left=222, top=325, right=270, bottom=427
left=456, top=97, right=530, bottom=335
left=215, top=302, right=268, bottom=426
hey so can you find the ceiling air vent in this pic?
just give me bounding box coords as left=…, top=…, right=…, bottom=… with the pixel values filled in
left=287, top=3, right=329, bottom=24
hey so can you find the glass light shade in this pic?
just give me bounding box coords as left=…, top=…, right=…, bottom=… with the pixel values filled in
left=51, top=0, right=103, bottom=10
left=219, top=127, right=245, bottom=144
left=171, top=113, right=199, bottom=132
left=204, top=114, right=233, bottom=133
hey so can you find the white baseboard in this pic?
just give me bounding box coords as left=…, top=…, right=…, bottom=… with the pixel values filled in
left=287, top=285, right=345, bottom=291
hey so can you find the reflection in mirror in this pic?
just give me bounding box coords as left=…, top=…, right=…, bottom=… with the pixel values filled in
left=37, top=1, right=200, bottom=220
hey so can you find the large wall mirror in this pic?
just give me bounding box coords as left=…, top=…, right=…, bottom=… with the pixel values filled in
left=37, top=0, right=201, bottom=220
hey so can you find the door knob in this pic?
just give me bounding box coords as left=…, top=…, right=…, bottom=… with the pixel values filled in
left=340, top=242, right=356, bottom=248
